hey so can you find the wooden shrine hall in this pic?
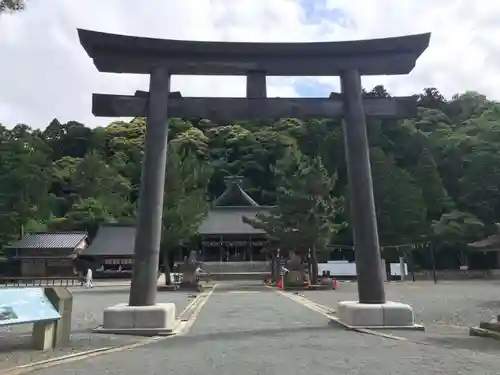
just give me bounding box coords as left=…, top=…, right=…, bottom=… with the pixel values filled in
left=78, top=223, right=136, bottom=278
left=197, top=178, right=272, bottom=264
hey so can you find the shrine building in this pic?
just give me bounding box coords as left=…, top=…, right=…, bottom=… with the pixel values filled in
left=197, top=178, right=272, bottom=275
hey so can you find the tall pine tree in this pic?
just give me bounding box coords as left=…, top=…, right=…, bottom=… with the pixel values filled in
left=248, top=148, right=345, bottom=283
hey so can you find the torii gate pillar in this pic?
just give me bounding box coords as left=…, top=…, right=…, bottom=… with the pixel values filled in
left=341, top=69, right=386, bottom=304
left=128, top=66, right=171, bottom=307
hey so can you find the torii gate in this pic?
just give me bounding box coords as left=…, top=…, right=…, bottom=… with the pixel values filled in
left=78, top=29, right=430, bottom=333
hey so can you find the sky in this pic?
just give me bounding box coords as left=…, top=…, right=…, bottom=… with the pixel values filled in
left=0, top=0, right=499, bottom=129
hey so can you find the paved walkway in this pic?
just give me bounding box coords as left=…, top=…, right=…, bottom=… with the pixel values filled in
left=21, top=284, right=500, bottom=375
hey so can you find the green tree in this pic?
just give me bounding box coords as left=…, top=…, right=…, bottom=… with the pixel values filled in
left=160, top=142, right=211, bottom=285
left=71, top=151, right=133, bottom=218
left=432, top=210, right=484, bottom=267
left=248, top=148, right=345, bottom=284
left=0, top=0, right=25, bottom=13
left=43, top=119, right=103, bottom=160
left=459, top=149, right=500, bottom=228
left=59, top=198, right=116, bottom=237
left=370, top=147, right=427, bottom=246
left=414, top=147, right=447, bottom=219
left=0, top=129, right=52, bottom=248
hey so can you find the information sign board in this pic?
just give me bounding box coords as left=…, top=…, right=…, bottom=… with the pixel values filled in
left=0, top=288, right=61, bottom=326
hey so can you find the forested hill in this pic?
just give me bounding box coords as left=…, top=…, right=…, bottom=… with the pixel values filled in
left=1, top=86, right=499, bottom=267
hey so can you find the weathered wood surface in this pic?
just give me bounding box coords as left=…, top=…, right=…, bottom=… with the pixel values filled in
left=246, top=71, right=267, bottom=98
left=85, top=53, right=423, bottom=76
left=78, top=29, right=431, bottom=76
left=341, top=69, right=386, bottom=304
left=128, top=66, right=171, bottom=307
left=92, top=94, right=418, bottom=120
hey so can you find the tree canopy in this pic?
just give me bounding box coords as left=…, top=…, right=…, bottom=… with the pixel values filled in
left=0, top=86, right=498, bottom=269
left=0, top=0, right=25, bottom=13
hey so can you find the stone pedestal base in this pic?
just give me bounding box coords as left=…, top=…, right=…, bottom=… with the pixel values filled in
left=94, top=303, right=178, bottom=336
left=157, top=284, right=180, bottom=292
left=335, top=301, right=423, bottom=330
left=179, top=282, right=201, bottom=291
left=470, top=317, right=500, bottom=340
left=32, top=321, right=56, bottom=351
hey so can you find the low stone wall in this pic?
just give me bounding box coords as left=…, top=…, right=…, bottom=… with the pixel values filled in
left=201, top=272, right=268, bottom=281
left=202, top=261, right=269, bottom=274
left=412, top=269, right=494, bottom=280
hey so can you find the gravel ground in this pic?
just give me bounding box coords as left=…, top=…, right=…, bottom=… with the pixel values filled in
left=302, top=280, right=500, bottom=351
left=24, top=288, right=500, bottom=375
left=303, top=280, right=500, bottom=327
left=0, top=286, right=193, bottom=370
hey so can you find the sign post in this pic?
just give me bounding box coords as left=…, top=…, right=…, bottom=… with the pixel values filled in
left=0, top=287, right=72, bottom=351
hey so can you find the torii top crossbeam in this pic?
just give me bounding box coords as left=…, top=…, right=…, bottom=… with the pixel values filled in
left=77, top=29, right=430, bottom=76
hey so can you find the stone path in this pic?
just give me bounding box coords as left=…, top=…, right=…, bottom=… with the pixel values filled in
left=16, top=282, right=500, bottom=375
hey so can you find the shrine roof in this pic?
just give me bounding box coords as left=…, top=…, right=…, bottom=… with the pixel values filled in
left=7, top=232, right=88, bottom=249
left=198, top=206, right=272, bottom=236
left=78, top=29, right=430, bottom=76
left=213, top=181, right=260, bottom=207
left=469, top=234, right=500, bottom=252
left=82, top=224, right=136, bottom=256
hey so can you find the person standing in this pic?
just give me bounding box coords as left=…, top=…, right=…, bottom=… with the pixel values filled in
left=85, top=268, right=93, bottom=288
left=195, top=266, right=204, bottom=283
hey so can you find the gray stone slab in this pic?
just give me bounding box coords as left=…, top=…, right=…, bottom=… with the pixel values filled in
left=98, top=303, right=177, bottom=335
left=336, top=300, right=418, bottom=328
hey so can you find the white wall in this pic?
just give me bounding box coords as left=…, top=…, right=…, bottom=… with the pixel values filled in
left=318, top=261, right=408, bottom=277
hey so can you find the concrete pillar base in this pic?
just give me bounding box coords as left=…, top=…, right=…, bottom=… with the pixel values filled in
left=333, top=300, right=424, bottom=330
left=94, top=303, right=178, bottom=336
left=470, top=316, right=500, bottom=340
left=32, top=321, right=56, bottom=351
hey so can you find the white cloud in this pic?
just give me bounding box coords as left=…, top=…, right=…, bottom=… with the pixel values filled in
left=0, top=0, right=498, bottom=128
left=323, top=0, right=500, bottom=98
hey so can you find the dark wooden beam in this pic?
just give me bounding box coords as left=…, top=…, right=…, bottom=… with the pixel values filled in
left=90, top=52, right=420, bottom=76
left=78, top=29, right=431, bottom=76
left=92, top=94, right=417, bottom=120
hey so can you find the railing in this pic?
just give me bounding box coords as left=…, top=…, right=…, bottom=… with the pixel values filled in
left=0, top=276, right=84, bottom=287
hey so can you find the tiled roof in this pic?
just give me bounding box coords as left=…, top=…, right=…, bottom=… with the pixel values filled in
left=7, top=232, right=88, bottom=249
left=198, top=206, right=271, bottom=235
left=469, top=234, right=500, bottom=251
left=82, top=224, right=136, bottom=256
left=213, top=182, right=260, bottom=207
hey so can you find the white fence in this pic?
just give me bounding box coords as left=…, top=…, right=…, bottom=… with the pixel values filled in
left=318, top=260, right=408, bottom=277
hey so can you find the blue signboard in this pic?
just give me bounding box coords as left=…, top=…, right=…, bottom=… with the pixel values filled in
left=0, top=288, right=61, bottom=326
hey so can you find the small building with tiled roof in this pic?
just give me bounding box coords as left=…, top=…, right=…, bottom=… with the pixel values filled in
left=5, top=232, right=88, bottom=277
left=468, top=228, right=500, bottom=268
left=78, top=223, right=136, bottom=276
left=469, top=234, right=500, bottom=252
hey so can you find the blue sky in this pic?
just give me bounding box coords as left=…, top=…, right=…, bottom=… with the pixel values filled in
left=299, top=0, right=354, bottom=28
left=295, top=80, right=337, bottom=98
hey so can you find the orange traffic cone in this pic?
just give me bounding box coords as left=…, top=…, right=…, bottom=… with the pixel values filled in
left=306, top=276, right=311, bottom=289
left=278, top=278, right=283, bottom=289
left=333, top=279, right=338, bottom=290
